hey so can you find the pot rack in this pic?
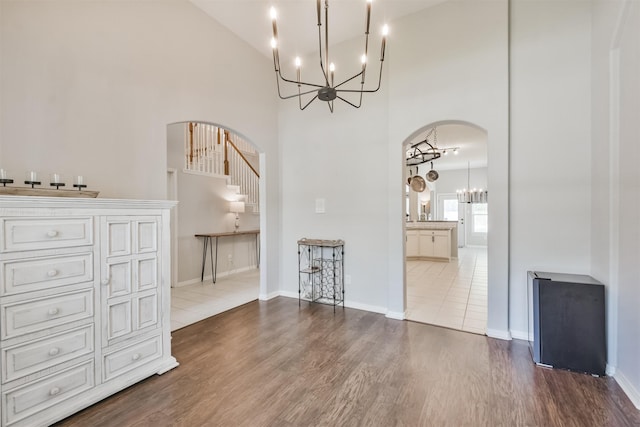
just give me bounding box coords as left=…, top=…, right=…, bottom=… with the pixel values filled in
left=406, top=128, right=441, bottom=167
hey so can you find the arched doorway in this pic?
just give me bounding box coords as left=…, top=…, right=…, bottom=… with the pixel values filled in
left=403, top=120, right=488, bottom=334
left=166, top=121, right=264, bottom=331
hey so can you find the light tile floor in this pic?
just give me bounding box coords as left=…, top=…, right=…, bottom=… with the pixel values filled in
left=406, top=247, right=487, bottom=335
left=170, top=269, right=260, bottom=331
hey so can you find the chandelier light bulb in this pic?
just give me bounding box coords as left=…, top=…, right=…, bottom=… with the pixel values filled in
left=443, top=150, right=448, bottom=156
left=454, top=148, right=459, bottom=155
left=270, top=37, right=277, bottom=49
left=270, top=7, right=277, bottom=20
left=382, top=24, right=389, bottom=36
left=295, top=57, right=302, bottom=68
left=329, top=63, right=336, bottom=72
left=361, top=54, right=367, bottom=64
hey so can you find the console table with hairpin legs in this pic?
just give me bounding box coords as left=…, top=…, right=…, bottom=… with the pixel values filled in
left=195, top=230, right=260, bottom=283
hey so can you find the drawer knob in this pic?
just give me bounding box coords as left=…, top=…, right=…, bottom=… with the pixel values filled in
left=48, top=347, right=60, bottom=356
left=47, top=269, right=58, bottom=277
left=132, top=353, right=141, bottom=361
left=48, top=307, right=60, bottom=316
left=49, top=387, right=61, bottom=396
left=46, top=230, right=59, bottom=238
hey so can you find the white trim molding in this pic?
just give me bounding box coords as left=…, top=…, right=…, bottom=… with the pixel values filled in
left=385, top=311, right=406, bottom=320
left=615, top=369, right=640, bottom=409
left=259, top=291, right=281, bottom=301
left=488, top=328, right=513, bottom=341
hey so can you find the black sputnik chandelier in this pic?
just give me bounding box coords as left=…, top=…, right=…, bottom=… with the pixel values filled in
left=270, top=0, right=388, bottom=112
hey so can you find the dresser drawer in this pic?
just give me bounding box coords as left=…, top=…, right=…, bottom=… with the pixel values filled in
left=2, top=325, right=94, bottom=383
left=1, top=253, right=93, bottom=296
left=2, top=361, right=94, bottom=426
left=1, top=218, right=93, bottom=253
left=103, top=334, right=161, bottom=382
left=1, top=289, right=93, bottom=340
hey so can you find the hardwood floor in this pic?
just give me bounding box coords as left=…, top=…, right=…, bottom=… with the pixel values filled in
left=55, top=297, right=640, bottom=427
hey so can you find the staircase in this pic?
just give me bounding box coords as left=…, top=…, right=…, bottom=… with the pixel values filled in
left=184, top=123, right=259, bottom=213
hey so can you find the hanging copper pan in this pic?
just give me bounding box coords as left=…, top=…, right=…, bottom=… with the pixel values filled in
left=410, top=166, right=426, bottom=192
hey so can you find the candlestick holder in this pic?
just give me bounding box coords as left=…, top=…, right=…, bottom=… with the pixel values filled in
left=49, top=173, right=65, bottom=189
left=73, top=175, right=86, bottom=190
left=0, top=169, right=13, bottom=187
left=24, top=180, right=41, bottom=189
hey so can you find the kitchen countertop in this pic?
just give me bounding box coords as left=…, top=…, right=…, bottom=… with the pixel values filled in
left=406, top=222, right=457, bottom=230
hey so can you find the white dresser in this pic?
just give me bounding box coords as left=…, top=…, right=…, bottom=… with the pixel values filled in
left=0, top=196, right=178, bottom=426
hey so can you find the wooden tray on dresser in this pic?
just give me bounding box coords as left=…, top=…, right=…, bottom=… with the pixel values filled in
left=0, top=187, right=99, bottom=198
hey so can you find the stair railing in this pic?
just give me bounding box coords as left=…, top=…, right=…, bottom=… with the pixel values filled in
left=224, top=131, right=260, bottom=208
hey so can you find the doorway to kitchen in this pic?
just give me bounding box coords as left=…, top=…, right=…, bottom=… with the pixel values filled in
left=404, top=121, right=488, bottom=334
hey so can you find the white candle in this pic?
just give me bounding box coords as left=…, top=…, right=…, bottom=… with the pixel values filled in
left=27, top=171, right=38, bottom=182
left=0, top=169, right=7, bottom=180
left=75, top=175, right=84, bottom=185
left=51, top=173, right=61, bottom=184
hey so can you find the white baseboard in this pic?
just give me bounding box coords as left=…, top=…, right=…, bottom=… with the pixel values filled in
left=174, top=265, right=257, bottom=288
left=509, top=329, right=528, bottom=341
left=385, top=311, right=406, bottom=320
left=614, top=368, right=640, bottom=409
left=345, top=300, right=387, bottom=315
left=487, top=328, right=513, bottom=340
left=277, top=292, right=388, bottom=315
left=606, top=364, right=616, bottom=376
left=259, top=291, right=280, bottom=301
left=279, top=291, right=299, bottom=300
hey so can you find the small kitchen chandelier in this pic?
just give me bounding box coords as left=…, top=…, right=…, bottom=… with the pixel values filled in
left=457, top=162, right=488, bottom=204
left=270, top=0, right=388, bottom=112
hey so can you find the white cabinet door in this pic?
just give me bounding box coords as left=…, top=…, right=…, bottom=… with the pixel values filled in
left=433, top=234, right=450, bottom=259
left=418, top=231, right=434, bottom=257
left=406, top=230, right=419, bottom=257
left=101, top=217, right=160, bottom=347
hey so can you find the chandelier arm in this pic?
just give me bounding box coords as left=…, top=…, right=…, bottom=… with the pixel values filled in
left=278, top=88, right=322, bottom=100
left=277, top=69, right=326, bottom=89
left=275, top=74, right=321, bottom=100
left=335, top=80, right=365, bottom=108
left=335, top=60, right=384, bottom=94
left=328, top=100, right=334, bottom=113
left=300, top=95, right=319, bottom=111
left=333, top=70, right=365, bottom=89
left=335, top=95, right=363, bottom=109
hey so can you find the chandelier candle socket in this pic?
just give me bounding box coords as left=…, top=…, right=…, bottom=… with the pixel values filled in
left=270, top=0, right=388, bottom=112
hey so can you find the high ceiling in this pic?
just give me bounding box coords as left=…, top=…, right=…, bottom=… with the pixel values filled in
left=191, top=1, right=487, bottom=170
left=191, top=0, right=446, bottom=59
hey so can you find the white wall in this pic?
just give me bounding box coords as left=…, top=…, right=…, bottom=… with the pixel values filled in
left=591, top=0, right=640, bottom=407
left=509, top=0, right=592, bottom=338
left=278, top=34, right=391, bottom=313
left=0, top=0, right=280, bottom=296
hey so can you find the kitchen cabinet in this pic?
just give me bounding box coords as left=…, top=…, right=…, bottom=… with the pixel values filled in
left=0, top=196, right=177, bottom=427
left=406, top=228, right=451, bottom=261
